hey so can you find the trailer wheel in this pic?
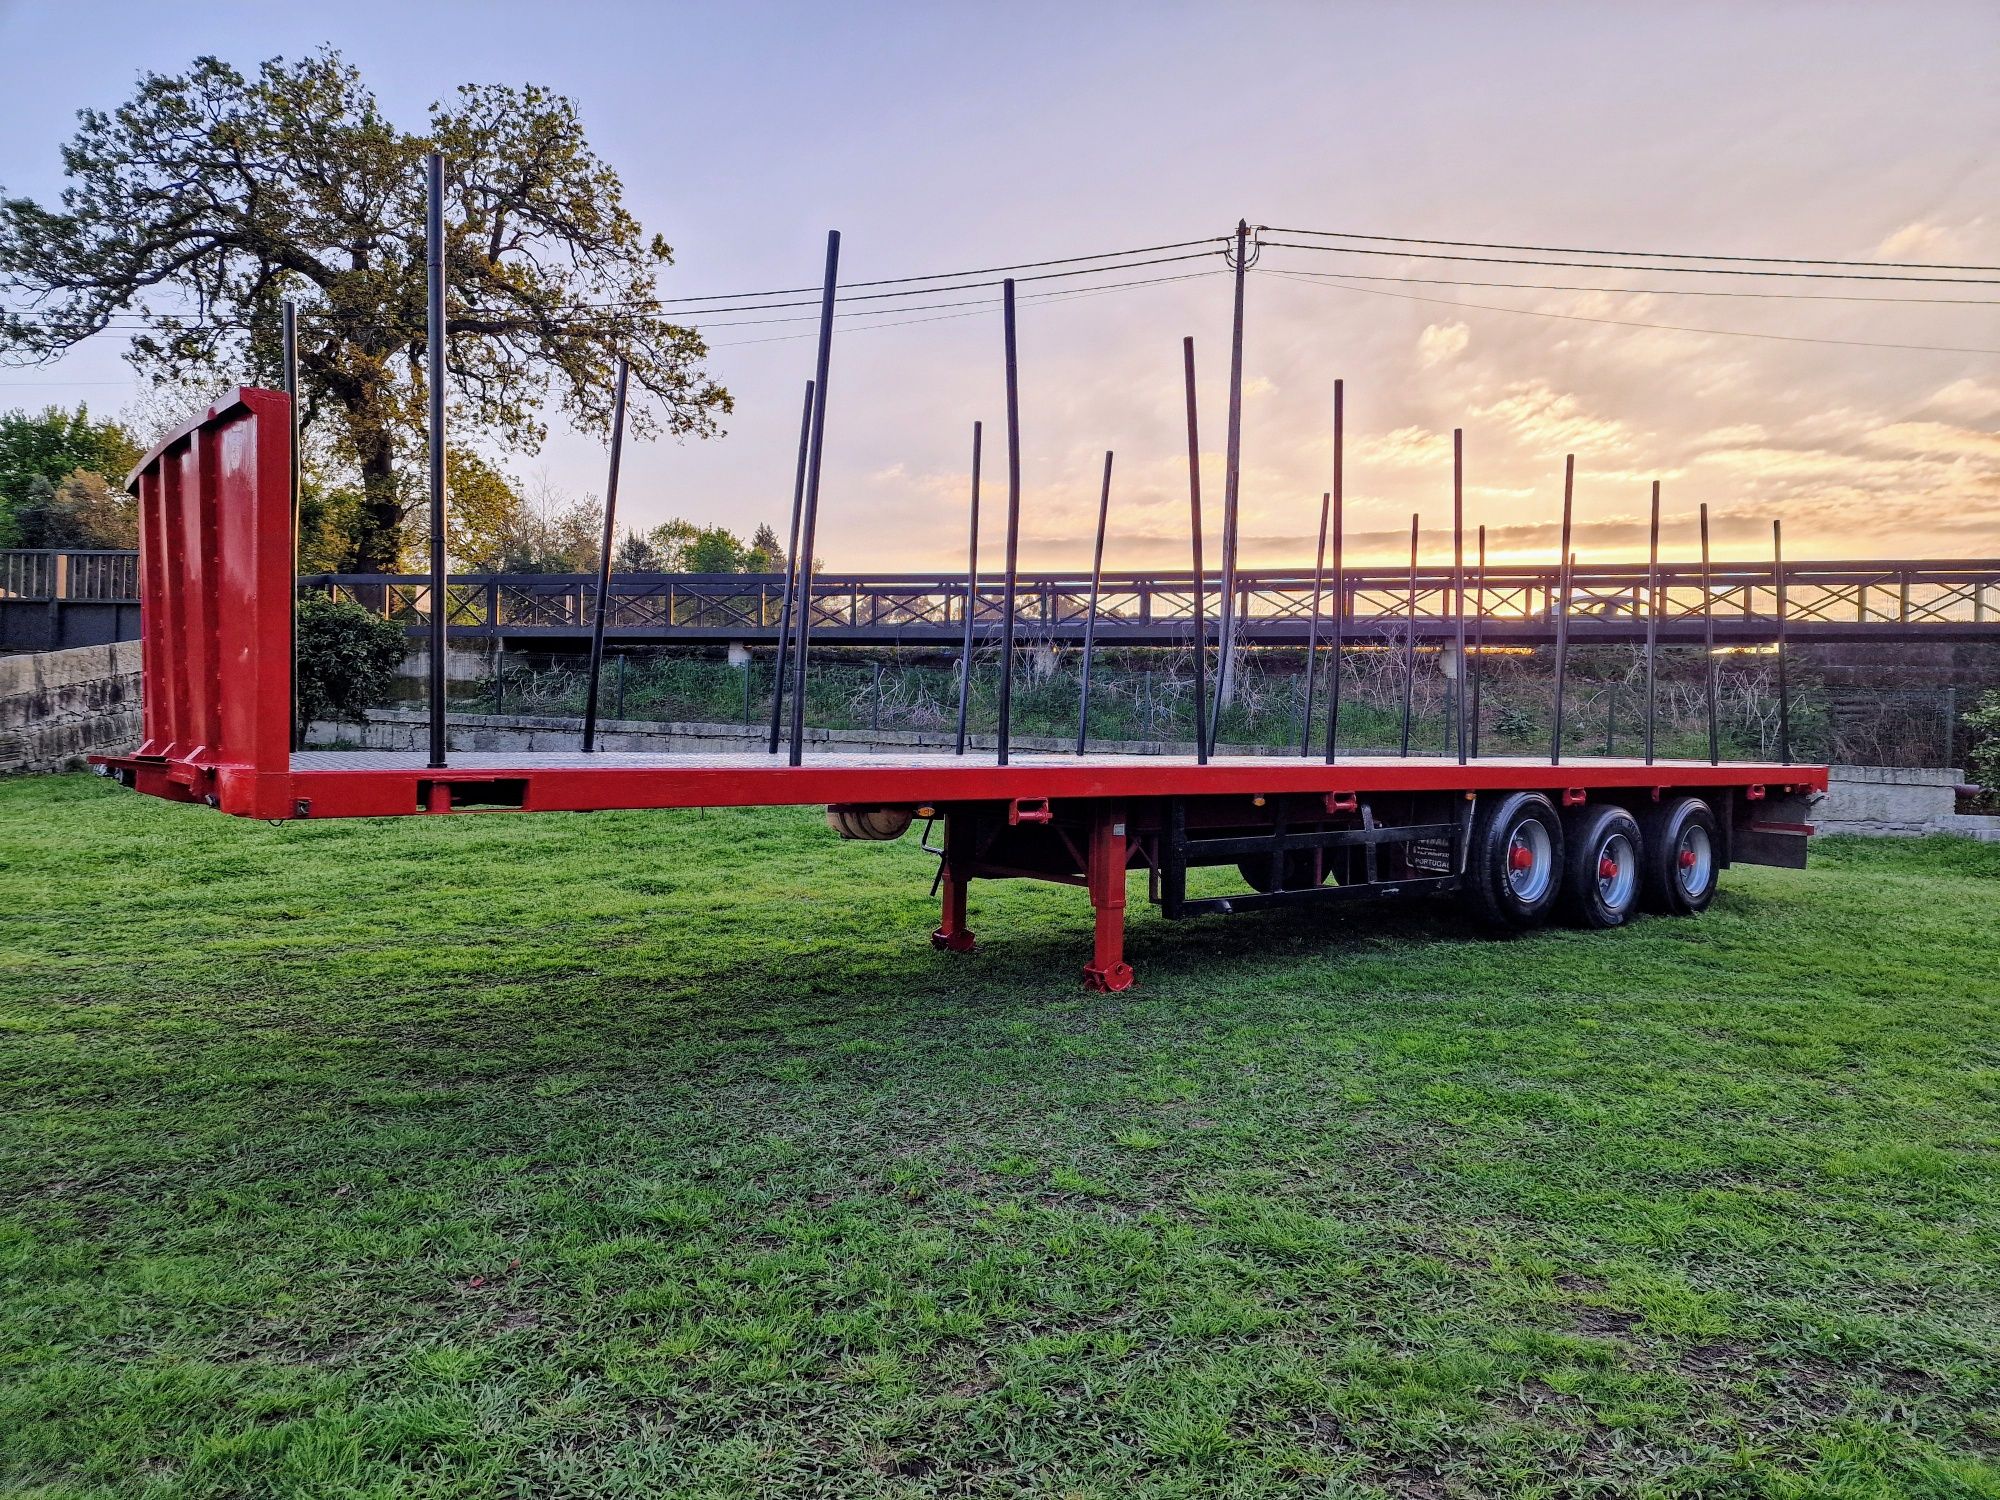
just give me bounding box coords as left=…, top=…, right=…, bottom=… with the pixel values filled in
left=1236, top=851, right=1327, bottom=893
left=1640, top=797, right=1719, bottom=915
left=1559, top=803, right=1644, bottom=929
left=1466, top=792, right=1565, bottom=929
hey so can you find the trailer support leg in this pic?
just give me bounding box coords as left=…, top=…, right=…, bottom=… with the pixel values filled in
left=1083, top=801, right=1135, bottom=992
left=931, top=813, right=976, bottom=953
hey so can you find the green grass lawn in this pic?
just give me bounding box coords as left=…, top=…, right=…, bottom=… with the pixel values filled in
left=2, top=775, right=1996, bottom=1499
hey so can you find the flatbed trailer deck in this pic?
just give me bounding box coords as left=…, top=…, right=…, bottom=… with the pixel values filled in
left=90, top=390, right=1827, bottom=990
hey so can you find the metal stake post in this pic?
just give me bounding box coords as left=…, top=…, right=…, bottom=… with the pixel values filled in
left=282, top=298, right=302, bottom=751
left=1644, top=479, right=1661, bottom=764
left=1399, top=514, right=1419, bottom=756
left=767, top=379, right=815, bottom=753
left=1452, top=429, right=1467, bottom=765
left=787, top=231, right=841, bottom=766
left=1324, top=381, right=1345, bottom=765
left=1701, top=503, right=1719, bottom=764
left=1774, top=518, right=1791, bottom=763
left=953, top=421, right=982, bottom=754
left=1550, top=455, right=1575, bottom=765
left=424, top=152, right=448, bottom=770
left=582, top=357, right=630, bottom=752
left=1299, top=490, right=1330, bottom=756
left=995, top=279, right=1023, bottom=766
left=1470, top=525, right=1486, bottom=758
left=1075, top=450, right=1113, bottom=754
left=1183, top=337, right=1209, bottom=766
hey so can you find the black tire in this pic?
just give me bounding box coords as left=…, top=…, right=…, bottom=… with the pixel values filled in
left=1559, top=803, right=1645, bottom=929
left=1640, top=796, right=1720, bottom=915
left=1465, top=792, right=1565, bottom=929
left=1237, top=849, right=1326, bottom=893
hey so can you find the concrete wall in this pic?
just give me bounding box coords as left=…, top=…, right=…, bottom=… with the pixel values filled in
left=1819, top=764, right=2000, bottom=841
left=0, top=640, right=143, bottom=773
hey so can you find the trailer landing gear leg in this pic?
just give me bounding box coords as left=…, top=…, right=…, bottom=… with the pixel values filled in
left=931, top=814, right=976, bottom=953
left=1083, top=802, right=1134, bottom=992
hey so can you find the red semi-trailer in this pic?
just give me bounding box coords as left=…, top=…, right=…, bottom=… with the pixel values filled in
left=92, top=390, right=1827, bottom=990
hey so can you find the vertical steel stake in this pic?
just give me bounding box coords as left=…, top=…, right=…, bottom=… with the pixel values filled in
left=282, top=297, right=302, bottom=752
left=1184, top=337, right=1209, bottom=766
left=788, top=230, right=841, bottom=766
left=1701, top=503, right=1720, bottom=764
left=1399, top=513, right=1419, bottom=757
left=1213, top=218, right=1250, bottom=739
left=953, top=420, right=983, bottom=754
left=424, top=151, right=449, bottom=770
left=1299, top=490, right=1330, bottom=756
left=1550, top=455, right=1575, bottom=765
left=1453, top=429, right=1467, bottom=765
left=1644, top=479, right=1661, bottom=765
left=582, top=357, right=631, bottom=752
left=1471, top=525, right=1486, bottom=759
left=996, top=278, right=1023, bottom=767
left=767, top=379, right=815, bottom=753
left=1076, top=449, right=1113, bottom=755
left=1774, top=518, right=1791, bottom=764
left=1324, top=380, right=1345, bottom=765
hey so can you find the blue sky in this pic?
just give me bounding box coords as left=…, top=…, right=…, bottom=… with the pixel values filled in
left=3, top=0, right=1997, bottom=567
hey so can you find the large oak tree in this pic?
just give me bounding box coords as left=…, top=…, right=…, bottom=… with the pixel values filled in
left=0, top=49, right=730, bottom=570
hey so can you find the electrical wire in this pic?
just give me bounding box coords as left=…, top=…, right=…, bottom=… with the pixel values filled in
left=606, top=236, right=1228, bottom=303
left=1255, top=260, right=2000, bottom=307
left=1260, top=225, right=2000, bottom=274
left=0, top=244, right=1228, bottom=331
left=1258, top=239, right=2000, bottom=286
left=1262, top=266, right=2000, bottom=356
left=706, top=268, right=1225, bottom=348
left=0, top=268, right=1226, bottom=381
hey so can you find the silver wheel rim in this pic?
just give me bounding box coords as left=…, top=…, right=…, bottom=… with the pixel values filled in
left=1505, top=818, right=1554, bottom=903
left=1597, top=830, right=1637, bottom=910
left=1676, top=824, right=1713, bottom=896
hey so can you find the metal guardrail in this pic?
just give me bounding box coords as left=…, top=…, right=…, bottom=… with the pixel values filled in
left=6, top=550, right=1998, bottom=650
left=311, top=560, right=2000, bottom=645
left=2, top=549, right=139, bottom=602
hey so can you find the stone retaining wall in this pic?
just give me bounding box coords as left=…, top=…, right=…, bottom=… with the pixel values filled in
left=0, top=641, right=143, bottom=774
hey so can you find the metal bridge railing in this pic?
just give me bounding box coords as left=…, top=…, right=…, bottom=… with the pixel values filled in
left=5, top=550, right=1997, bottom=643
left=1, top=549, right=140, bottom=602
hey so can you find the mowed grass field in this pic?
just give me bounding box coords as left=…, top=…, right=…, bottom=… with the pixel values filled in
left=2, top=775, right=1996, bottom=1499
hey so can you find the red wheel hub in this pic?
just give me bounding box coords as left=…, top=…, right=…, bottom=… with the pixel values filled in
left=1598, top=856, right=1619, bottom=880
left=1509, top=843, right=1535, bottom=871
left=1679, top=849, right=1698, bottom=870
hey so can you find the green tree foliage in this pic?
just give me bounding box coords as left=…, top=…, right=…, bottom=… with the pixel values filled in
left=611, top=530, right=660, bottom=570
left=294, top=594, right=405, bottom=740
left=621, top=517, right=780, bottom=574
left=0, top=405, right=141, bottom=547
left=1, top=48, right=731, bottom=571
left=494, top=487, right=603, bottom=573
left=747, top=521, right=785, bottom=572
left=1965, top=690, right=2000, bottom=799
left=440, top=450, right=526, bottom=572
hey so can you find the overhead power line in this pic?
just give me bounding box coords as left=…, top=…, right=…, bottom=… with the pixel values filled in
left=0, top=245, right=1228, bottom=334
left=1256, top=264, right=2000, bottom=307
left=641, top=236, right=1230, bottom=303
left=1258, top=239, right=2000, bottom=286
left=1261, top=225, right=2000, bottom=275
left=1264, top=267, right=2000, bottom=356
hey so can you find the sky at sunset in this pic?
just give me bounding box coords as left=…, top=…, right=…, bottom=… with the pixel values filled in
left=2, top=1, right=1997, bottom=569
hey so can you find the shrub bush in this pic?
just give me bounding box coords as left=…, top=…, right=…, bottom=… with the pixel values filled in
left=295, top=595, right=405, bottom=739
